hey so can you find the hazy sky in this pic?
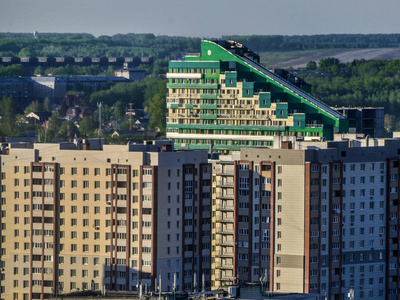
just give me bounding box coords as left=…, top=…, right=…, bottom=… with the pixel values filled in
left=1, top=0, right=400, bottom=38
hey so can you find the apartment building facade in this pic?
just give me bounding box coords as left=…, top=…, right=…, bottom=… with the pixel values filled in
left=211, top=138, right=400, bottom=300
left=334, top=106, right=385, bottom=138
left=166, top=40, right=348, bottom=153
left=0, top=141, right=211, bottom=300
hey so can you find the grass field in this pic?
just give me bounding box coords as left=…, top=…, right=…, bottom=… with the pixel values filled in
left=258, top=50, right=328, bottom=67
left=259, top=48, right=400, bottom=69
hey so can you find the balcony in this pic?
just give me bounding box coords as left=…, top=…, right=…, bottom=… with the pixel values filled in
left=167, top=103, right=181, bottom=109
left=216, top=171, right=235, bottom=176
left=200, top=104, right=218, bottom=109
left=215, top=251, right=234, bottom=258
left=305, top=122, right=323, bottom=128
left=167, top=83, right=218, bottom=89
left=215, top=215, right=234, bottom=223
left=166, top=73, right=203, bottom=79
left=215, top=239, right=234, bottom=246
left=200, top=114, right=217, bottom=119
left=216, top=181, right=234, bottom=188
left=215, top=263, right=234, bottom=270
left=216, top=204, right=234, bottom=211
left=200, top=94, right=218, bottom=99
left=216, top=193, right=234, bottom=200
left=215, top=227, right=234, bottom=235
left=218, top=276, right=234, bottom=282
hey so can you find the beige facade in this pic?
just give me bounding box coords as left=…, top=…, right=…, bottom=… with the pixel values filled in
left=0, top=140, right=211, bottom=300
left=210, top=138, right=400, bottom=300
left=211, top=148, right=306, bottom=292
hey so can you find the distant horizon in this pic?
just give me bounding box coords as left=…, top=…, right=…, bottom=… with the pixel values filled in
left=1, top=0, right=400, bottom=38
left=2, top=31, right=400, bottom=40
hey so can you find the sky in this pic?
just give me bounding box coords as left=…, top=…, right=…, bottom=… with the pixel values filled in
left=1, top=0, right=400, bottom=38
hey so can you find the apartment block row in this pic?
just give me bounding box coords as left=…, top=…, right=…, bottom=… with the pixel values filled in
left=0, top=141, right=211, bottom=300
left=2, top=137, right=400, bottom=300
left=211, top=138, right=400, bottom=300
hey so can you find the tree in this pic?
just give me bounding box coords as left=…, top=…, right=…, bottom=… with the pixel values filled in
left=46, top=112, right=63, bottom=142
left=43, top=98, right=52, bottom=112
left=317, top=57, right=344, bottom=75
left=34, top=66, right=45, bottom=75
left=147, top=93, right=166, bottom=133
left=59, top=121, right=79, bottom=141
left=24, top=100, right=43, bottom=114
left=112, top=101, right=126, bottom=120
left=0, top=64, right=25, bottom=77
left=58, top=101, right=68, bottom=117
left=79, top=116, right=97, bottom=136
left=306, top=61, right=317, bottom=70
left=0, top=96, right=17, bottom=136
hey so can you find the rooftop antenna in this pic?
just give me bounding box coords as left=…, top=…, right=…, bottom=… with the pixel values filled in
left=193, top=272, right=197, bottom=293
left=128, top=103, right=134, bottom=130
left=97, top=102, right=102, bottom=137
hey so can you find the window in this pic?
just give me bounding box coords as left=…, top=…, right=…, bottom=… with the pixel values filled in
left=143, top=168, right=152, bottom=175
left=311, top=165, right=319, bottom=172
left=143, top=182, right=152, bottom=189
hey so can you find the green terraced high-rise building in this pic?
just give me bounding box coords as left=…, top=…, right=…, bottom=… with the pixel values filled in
left=166, top=40, right=348, bottom=153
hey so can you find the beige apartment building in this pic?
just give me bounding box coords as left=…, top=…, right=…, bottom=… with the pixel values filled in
left=211, top=137, right=400, bottom=300
left=0, top=140, right=211, bottom=300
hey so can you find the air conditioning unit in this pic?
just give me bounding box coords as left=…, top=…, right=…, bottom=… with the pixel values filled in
left=350, top=210, right=354, bottom=213
left=350, top=274, right=354, bottom=277
left=228, top=286, right=238, bottom=298
left=360, top=273, right=364, bottom=277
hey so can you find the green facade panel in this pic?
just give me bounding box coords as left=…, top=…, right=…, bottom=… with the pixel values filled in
left=225, top=72, right=237, bottom=87
left=276, top=103, right=288, bottom=119
left=167, top=123, right=288, bottom=131
left=169, top=61, right=220, bottom=69
left=200, top=94, right=218, bottom=99
left=242, top=82, right=254, bottom=98
left=200, top=104, right=218, bottom=109
left=293, top=113, right=306, bottom=129
left=200, top=114, right=217, bottom=119
left=259, top=92, right=271, bottom=108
